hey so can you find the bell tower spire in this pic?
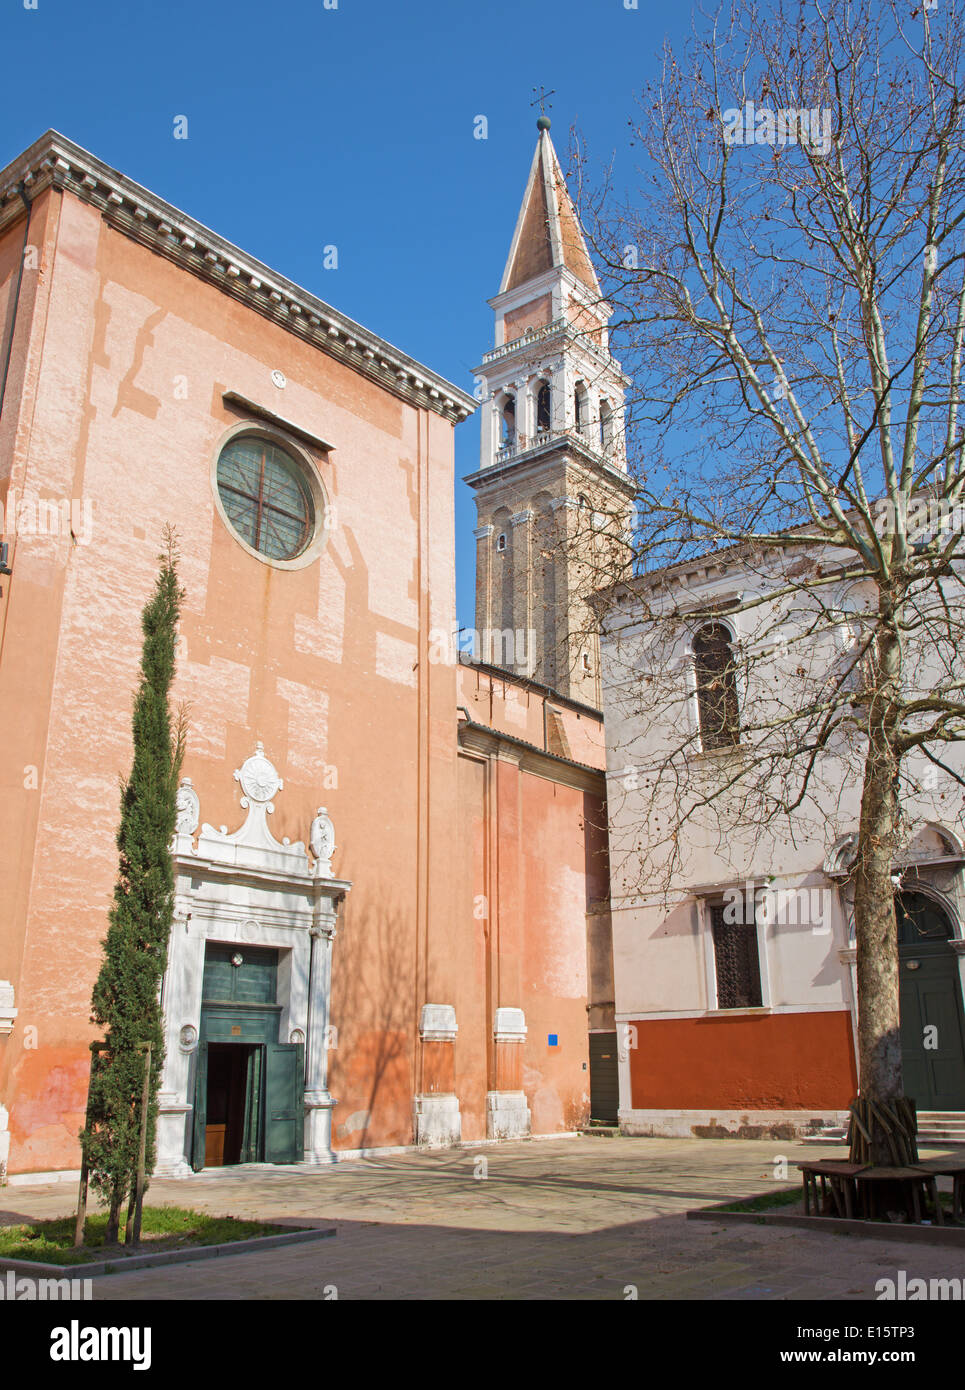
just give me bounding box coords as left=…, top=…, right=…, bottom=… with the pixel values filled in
left=466, top=116, right=634, bottom=705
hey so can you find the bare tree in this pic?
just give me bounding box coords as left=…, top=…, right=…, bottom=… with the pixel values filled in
left=563, top=0, right=965, bottom=1161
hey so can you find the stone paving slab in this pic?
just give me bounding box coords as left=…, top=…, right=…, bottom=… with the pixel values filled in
left=3, top=1136, right=964, bottom=1299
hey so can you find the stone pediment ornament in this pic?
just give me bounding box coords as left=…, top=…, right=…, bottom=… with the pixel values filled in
left=310, top=806, right=335, bottom=876
left=824, top=833, right=859, bottom=878
left=193, top=743, right=308, bottom=871
left=171, top=744, right=346, bottom=900
left=175, top=778, right=200, bottom=836
left=900, top=821, right=965, bottom=864
left=236, top=743, right=282, bottom=806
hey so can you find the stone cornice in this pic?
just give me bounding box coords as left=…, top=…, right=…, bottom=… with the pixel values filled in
left=221, top=391, right=336, bottom=453
left=463, top=436, right=637, bottom=497
left=457, top=717, right=605, bottom=792
left=0, top=131, right=476, bottom=426
left=173, top=839, right=352, bottom=905
left=458, top=651, right=604, bottom=719
left=476, top=312, right=629, bottom=386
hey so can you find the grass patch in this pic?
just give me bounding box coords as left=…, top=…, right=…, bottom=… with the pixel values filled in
left=717, top=1186, right=803, bottom=1214
left=714, top=1186, right=961, bottom=1224
left=0, top=1206, right=295, bottom=1266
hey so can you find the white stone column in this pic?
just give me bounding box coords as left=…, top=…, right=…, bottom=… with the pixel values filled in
left=551, top=359, right=568, bottom=434
left=480, top=388, right=497, bottom=468
left=304, top=903, right=338, bottom=1164
left=838, top=945, right=859, bottom=1087
left=517, top=376, right=533, bottom=448
left=156, top=909, right=205, bottom=1176
left=0, top=979, right=16, bottom=1173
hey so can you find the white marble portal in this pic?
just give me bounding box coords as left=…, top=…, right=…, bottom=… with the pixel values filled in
left=155, top=746, right=350, bottom=1175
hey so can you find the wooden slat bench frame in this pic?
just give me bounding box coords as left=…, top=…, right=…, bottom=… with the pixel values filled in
left=797, top=1159, right=963, bottom=1225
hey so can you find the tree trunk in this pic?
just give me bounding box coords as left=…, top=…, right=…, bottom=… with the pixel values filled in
left=105, top=1191, right=123, bottom=1246
left=852, top=594, right=903, bottom=1166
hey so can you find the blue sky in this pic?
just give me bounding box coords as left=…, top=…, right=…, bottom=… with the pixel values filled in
left=0, top=0, right=696, bottom=630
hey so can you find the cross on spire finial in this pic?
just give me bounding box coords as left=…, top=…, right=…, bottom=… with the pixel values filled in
left=530, top=86, right=555, bottom=130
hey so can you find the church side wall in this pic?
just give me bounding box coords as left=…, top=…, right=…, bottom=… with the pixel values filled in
left=0, top=186, right=103, bottom=1174
left=454, top=744, right=605, bottom=1138
left=0, top=186, right=462, bottom=1173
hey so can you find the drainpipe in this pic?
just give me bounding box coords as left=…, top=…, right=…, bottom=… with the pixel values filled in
left=0, top=182, right=33, bottom=425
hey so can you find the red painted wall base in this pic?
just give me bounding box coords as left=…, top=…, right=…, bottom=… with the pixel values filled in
left=629, top=1009, right=857, bottom=1110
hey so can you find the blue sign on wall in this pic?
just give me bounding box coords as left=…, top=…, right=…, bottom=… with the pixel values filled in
left=548, top=1034, right=558, bottom=1047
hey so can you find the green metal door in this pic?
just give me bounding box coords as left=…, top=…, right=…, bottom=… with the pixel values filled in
left=264, top=1042, right=304, bottom=1164
left=191, top=1042, right=209, bottom=1172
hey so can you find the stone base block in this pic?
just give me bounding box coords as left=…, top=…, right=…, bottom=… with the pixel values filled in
left=413, top=1093, right=461, bottom=1148
left=486, top=1090, right=531, bottom=1141
left=619, top=1108, right=851, bottom=1141
left=305, top=1092, right=337, bottom=1163
left=155, top=1099, right=193, bottom=1176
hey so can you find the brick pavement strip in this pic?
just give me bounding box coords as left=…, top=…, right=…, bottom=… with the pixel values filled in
left=3, top=1136, right=964, bottom=1300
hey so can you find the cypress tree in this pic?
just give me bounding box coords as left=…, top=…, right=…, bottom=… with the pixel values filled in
left=80, top=529, right=185, bottom=1243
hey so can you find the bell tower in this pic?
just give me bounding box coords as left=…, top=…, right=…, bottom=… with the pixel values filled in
left=467, top=116, right=635, bottom=706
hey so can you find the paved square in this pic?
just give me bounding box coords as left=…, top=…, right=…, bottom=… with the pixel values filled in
left=3, top=1136, right=963, bottom=1300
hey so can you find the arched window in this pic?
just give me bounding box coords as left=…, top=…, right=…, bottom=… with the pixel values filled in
left=895, top=891, right=953, bottom=945
left=600, top=398, right=613, bottom=450
left=694, top=622, right=740, bottom=750
left=536, top=382, right=551, bottom=433
left=499, top=394, right=516, bottom=447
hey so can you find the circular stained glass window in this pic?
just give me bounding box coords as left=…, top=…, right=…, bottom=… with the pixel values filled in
left=216, top=436, right=315, bottom=561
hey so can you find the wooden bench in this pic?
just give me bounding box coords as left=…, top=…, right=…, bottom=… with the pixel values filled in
left=853, top=1166, right=944, bottom=1225
left=797, top=1161, right=868, bottom=1219
left=912, top=1158, right=965, bottom=1222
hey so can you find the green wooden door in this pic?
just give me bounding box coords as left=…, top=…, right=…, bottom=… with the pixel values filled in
left=900, top=948, right=965, bottom=1110
left=264, top=1042, right=304, bottom=1164
left=191, top=1042, right=209, bottom=1172
left=203, top=944, right=278, bottom=1005
left=589, top=1031, right=619, bottom=1124
left=240, top=1045, right=264, bottom=1163
left=897, top=891, right=965, bottom=1111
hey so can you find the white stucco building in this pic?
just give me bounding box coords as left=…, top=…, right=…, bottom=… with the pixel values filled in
left=598, top=541, right=965, bottom=1139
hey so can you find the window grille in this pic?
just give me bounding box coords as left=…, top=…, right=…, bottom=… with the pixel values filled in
left=694, top=622, right=740, bottom=749
left=710, top=903, right=763, bottom=1009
